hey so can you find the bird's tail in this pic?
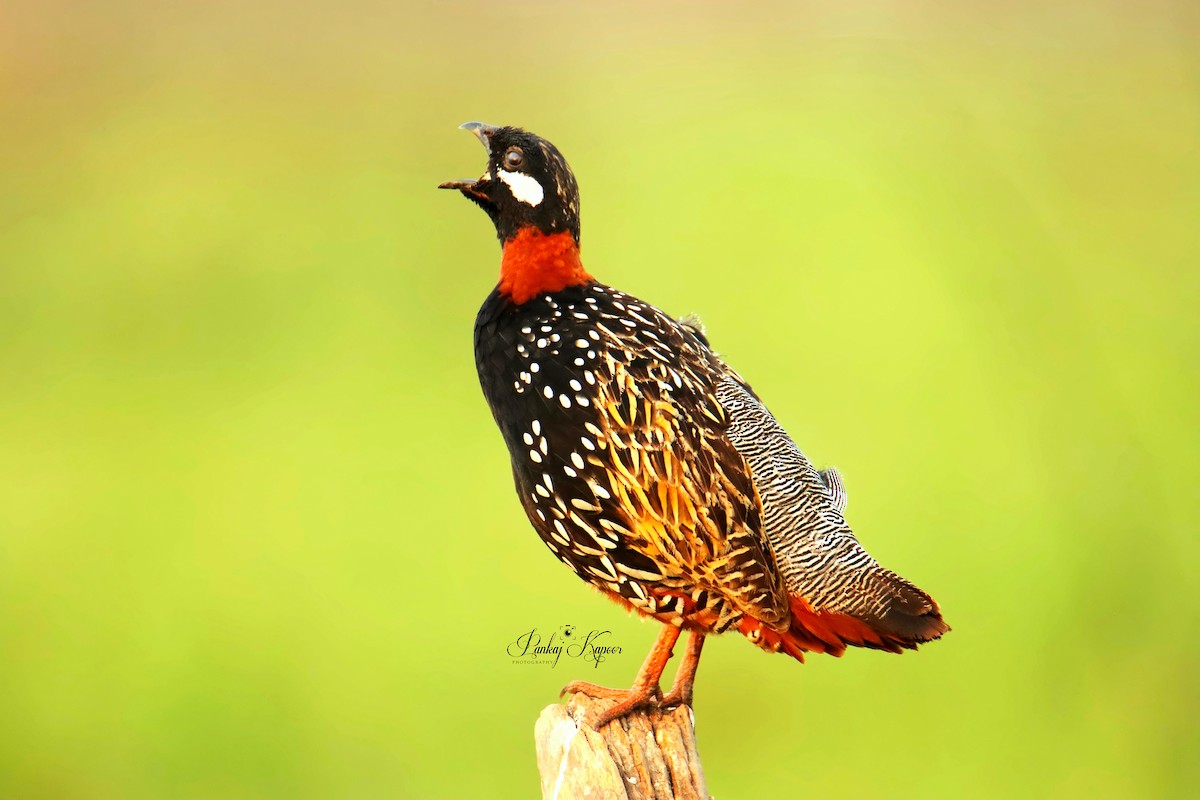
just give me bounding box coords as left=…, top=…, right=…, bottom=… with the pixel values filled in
left=739, top=572, right=949, bottom=662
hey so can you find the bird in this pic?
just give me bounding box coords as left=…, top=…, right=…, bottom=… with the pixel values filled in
left=440, top=122, right=948, bottom=728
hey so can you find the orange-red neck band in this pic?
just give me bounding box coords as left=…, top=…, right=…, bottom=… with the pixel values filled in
left=499, top=228, right=591, bottom=305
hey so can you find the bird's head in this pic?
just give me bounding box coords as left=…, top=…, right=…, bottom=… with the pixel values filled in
left=439, top=123, right=581, bottom=246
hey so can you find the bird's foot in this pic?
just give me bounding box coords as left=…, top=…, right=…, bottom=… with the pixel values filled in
left=658, top=683, right=693, bottom=710
left=560, top=680, right=664, bottom=728
left=659, top=631, right=704, bottom=711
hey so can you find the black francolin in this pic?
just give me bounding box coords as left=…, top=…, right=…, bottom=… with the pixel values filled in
left=441, top=122, right=948, bottom=728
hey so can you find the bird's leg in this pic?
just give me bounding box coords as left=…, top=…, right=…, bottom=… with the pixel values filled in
left=660, top=631, right=705, bottom=709
left=561, top=623, right=681, bottom=728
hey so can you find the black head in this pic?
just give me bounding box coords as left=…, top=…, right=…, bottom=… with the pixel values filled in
left=439, top=123, right=581, bottom=245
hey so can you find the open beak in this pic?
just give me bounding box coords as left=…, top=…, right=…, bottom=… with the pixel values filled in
left=438, top=121, right=501, bottom=196
left=437, top=178, right=481, bottom=191
left=459, top=121, right=499, bottom=153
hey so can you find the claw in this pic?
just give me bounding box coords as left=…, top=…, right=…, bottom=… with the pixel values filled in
left=557, top=624, right=688, bottom=728
left=659, top=685, right=692, bottom=709
left=561, top=681, right=667, bottom=729
left=560, top=680, right=635, bottom=701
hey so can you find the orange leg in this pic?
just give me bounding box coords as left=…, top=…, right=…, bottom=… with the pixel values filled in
left=561, top=624, right=681, bottom=728
left=660, top=631, right=705, bottom=709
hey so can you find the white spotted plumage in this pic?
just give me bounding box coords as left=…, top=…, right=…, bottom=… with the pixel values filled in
left=477, top=277, right=946, bottom=651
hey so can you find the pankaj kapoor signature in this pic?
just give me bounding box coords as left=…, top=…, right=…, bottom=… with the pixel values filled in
left=507, top=625, right=623, bottom=668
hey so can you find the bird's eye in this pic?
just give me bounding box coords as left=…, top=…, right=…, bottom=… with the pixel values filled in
left=503, top=148, right=525, bottom=171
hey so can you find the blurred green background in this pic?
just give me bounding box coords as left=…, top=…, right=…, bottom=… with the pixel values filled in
left=2, top=1, right=1197, bottom=797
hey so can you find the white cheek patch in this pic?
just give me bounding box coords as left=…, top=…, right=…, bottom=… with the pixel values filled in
left=497, top=169, right=545, bottom=207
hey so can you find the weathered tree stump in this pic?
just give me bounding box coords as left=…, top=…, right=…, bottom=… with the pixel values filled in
left=534, top=694, right=709, bottom=800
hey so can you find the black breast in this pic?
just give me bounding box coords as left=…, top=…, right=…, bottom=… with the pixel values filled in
left=474, top=283, right=803, bottom=633
left=474, top=283, right=608, bottom=457
left=473, top=282, right=674, bottom=594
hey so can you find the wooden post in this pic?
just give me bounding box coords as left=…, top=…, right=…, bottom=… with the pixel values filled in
left=534, top=694, right=709, bottom=800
